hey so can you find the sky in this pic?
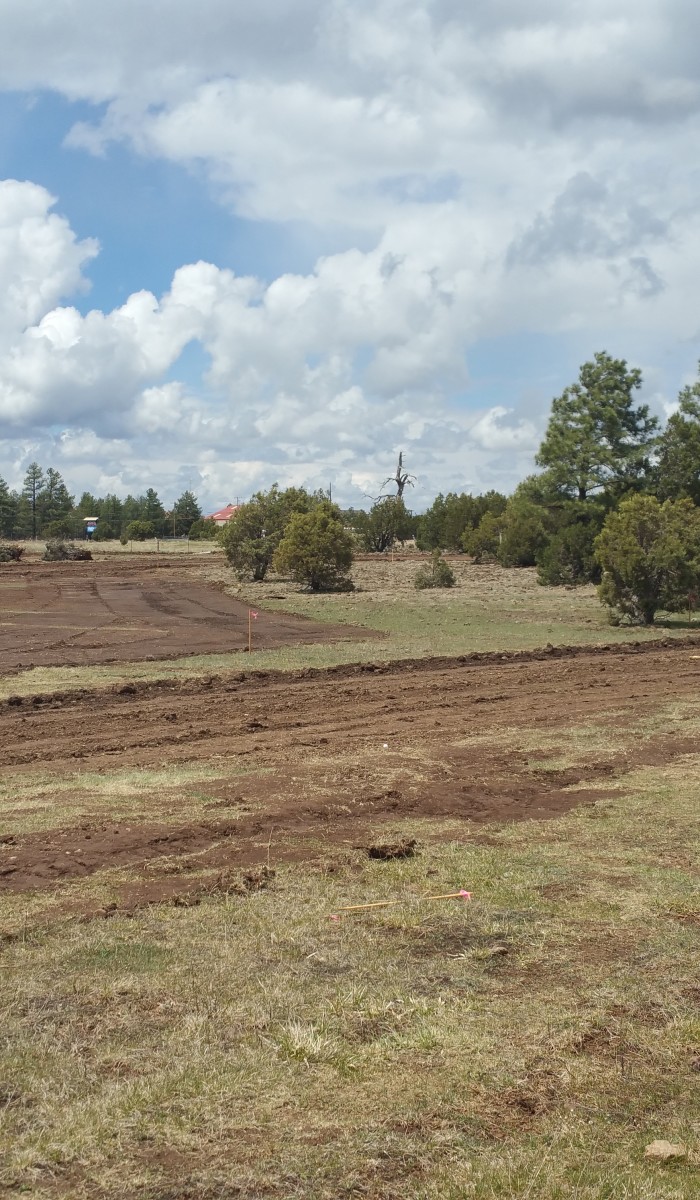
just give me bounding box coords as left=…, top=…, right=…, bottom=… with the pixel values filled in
left=0, top=0, right=699, bottom=513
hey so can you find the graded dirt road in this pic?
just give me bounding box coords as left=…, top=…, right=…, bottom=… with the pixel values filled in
left=0, top=556, right=365, bottom=669
left=2, top=638, right=699, bottom=913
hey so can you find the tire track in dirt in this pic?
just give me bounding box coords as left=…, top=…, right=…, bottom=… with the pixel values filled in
left=2, top=640, right=700, bottom=916
left=2, top=639, right=699, bottom=776
left=0, top=726, right=696, bottom=906
left=0, top=559, right=371, bottom=669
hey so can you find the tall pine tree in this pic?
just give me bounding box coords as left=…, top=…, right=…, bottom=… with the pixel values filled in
left=140, top=488, right=167, bottom=535
left=536, top=352, right=657, bottom=501
left=171, top=490, right=202, bottom=535
left=22, top=462, right=45, bottom=540
left=40, top=468, right=74, bottom=530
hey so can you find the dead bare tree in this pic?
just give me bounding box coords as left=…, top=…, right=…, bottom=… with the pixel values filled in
left=377, top=452, right=416, bottom=501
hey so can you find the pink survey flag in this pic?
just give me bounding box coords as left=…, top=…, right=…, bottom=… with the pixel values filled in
left=249, top=610, right=258, bottom=620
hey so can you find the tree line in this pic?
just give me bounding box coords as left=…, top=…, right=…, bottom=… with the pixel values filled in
left=4, top=351, right=700, bottom=621
left=351, top=351, right=700, bottom=577
left=401, top=351, right=700, bottom=573
left=415, top=352, right=700, bottom=615
left=0, top=468, right=208, bottom=541
left=219, top=351, right=700, bottom=621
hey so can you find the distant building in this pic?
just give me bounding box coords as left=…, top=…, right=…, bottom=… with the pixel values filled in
left=206, top=503, right=241, bottom=526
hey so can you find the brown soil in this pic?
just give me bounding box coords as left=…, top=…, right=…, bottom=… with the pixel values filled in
left=0, top=745, right=612, bottom=902
left=0, top=556, right=368, bottom=669
left=2, top=637, right=700, bottom=916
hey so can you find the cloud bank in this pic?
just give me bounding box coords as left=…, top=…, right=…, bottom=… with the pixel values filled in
left=0, top=1, right=698, bottom=506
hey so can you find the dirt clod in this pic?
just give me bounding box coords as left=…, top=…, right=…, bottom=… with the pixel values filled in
left=215, top=865, right=275, bottom=895
left=366, top=838, right=418, bottom=860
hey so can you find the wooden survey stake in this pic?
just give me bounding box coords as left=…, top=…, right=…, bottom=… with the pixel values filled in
left=248, top=609, right=258, bottom=653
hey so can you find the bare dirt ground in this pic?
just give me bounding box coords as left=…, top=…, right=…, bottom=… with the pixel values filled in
left=0, top=556, right=365, bottom=670
left=2, top=637, right=700, bottom=915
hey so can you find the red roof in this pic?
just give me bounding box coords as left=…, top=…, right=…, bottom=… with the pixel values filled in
left=206, top=503, right=241, bottom=522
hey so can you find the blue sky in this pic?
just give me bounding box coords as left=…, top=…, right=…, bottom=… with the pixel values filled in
left=0, top=92, right=319, bottom=307
left=0, top=0, right=699, bottom=511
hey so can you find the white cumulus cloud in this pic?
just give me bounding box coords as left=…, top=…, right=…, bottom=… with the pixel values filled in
left=1, top=2, right=699, bottom=504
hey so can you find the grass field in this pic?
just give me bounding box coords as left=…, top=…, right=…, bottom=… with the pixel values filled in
left=2, top=553, right=700, bottom=1198
left=13, top=539, right=219, bottom=556
left=2, top=697, right=699, bottom=1198
left=223, top=556, right=692, bottom=653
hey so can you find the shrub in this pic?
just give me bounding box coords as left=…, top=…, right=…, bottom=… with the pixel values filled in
left=595, top=494, right=700, bottom=624
left=43, top=539, right=92, bottom=562
left=497, top=502, right=549, bottom=567
left=536, top=517, right=603, bottom=586
left=221, top=485, right=315, bottom=580
left=188, top=518, right=219, bottom=541
left=417, top=491, right=507, bottom=551
left=0, top=543, right=23, bottom=563
left=43, top=518, right=77, bottom=539
left=355, top=497, right=415, bottom=552
left=274, top=504, right=354, bottom=591
left=414, top=550, right=456, bottom=589
left=463, top=513, right=502, bottom=561
left=124, top=520, right=156, bottom=541
left=91, top=522, right=117, bottom=541
left=465, top=498, right=550, bottom=568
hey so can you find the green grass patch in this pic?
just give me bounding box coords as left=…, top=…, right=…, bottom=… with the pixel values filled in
left=67, top=940, right=171, bottom=973
left=232, top=559, right=695, bottom=660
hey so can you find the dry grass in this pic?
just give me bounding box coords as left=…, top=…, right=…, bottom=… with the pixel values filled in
left=459, top=697, right=700, bottom=774
left=3, top=555, right=700, bottom=1196
left=0, top=761, right=265, bottom=837
left=2, top=700, right=700, bottom=1198
left=13, top=539, right=218, bottom=557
